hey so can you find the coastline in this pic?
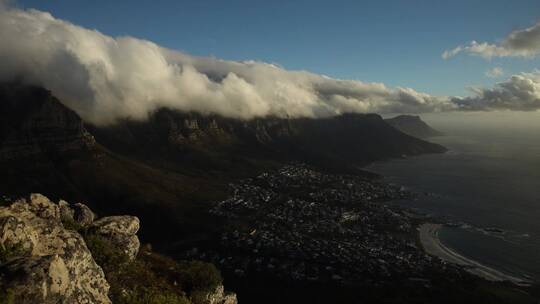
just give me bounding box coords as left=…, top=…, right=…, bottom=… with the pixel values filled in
left=418, top=223, right=532, bottom=286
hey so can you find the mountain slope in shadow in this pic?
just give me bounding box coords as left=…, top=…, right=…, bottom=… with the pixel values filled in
left=0, top=83, right=445, bottom=248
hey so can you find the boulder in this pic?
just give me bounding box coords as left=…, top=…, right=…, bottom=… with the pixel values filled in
left=107, top=233, right=140, bottom=261
left=72, top=203, right=95, bottom=227
left=197, top=285, right=238, bottom=304
left=0, top=194, right=111, bottom=304
left=21, top=193, right=61, bottom=221
left=58, top=200, right=74, bottom=221
left=91, top=216, right=141, bottom=260
left=0, top=215, right=35, bottom=255
left=92, top=215, right=140, bottom=236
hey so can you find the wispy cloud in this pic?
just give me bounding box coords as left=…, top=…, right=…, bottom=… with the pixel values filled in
left=485, top=67, right=504, bottom=78
left=443, top=21, right=540, bottom=59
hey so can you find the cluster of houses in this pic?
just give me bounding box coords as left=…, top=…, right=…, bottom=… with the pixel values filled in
left=185, top=164, right=464, bottom=286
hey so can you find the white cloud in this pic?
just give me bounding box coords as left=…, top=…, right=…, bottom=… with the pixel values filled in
left=0, top=5, right=461, bottom=125
left=0, top=5, right=538, bottom=125
left=443, top=21, right=540, bottom=59
left=485, top=67, right=504, bottom=78
left=453, top=70, right=540, bottom=111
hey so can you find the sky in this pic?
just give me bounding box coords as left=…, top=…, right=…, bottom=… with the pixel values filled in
left=14, top=0, right=540, bottom=97
left=1, top=0, right=540, bottom=124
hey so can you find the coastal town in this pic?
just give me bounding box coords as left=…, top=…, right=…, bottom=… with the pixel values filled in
left=183, top=163, right=467, bottom=287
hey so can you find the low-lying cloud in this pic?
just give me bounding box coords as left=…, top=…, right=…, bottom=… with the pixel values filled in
left=0, top=5, right=538, bottom=125
left=443, top=21, right=540, bottom=59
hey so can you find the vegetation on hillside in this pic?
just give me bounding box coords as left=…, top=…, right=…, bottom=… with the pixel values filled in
left=82, top=230, right=222, bottom=304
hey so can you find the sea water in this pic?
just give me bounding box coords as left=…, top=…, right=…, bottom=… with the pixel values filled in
left=368, top=114, right=540, bottom=282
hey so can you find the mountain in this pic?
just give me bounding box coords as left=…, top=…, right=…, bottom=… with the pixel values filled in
left=0, top=83, right=226, bottom=247
left=2, top=83, right=536, bottom=304
left=0, top=83, right=446, bottom=249
left=88, top=109, right=447, bottom=175
left=0, top=82, right=95, bottom=160
left=385, top=115, right=443, bottom=138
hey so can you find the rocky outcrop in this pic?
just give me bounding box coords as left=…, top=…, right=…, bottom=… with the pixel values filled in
left=58, top=199, right=96, bottom=228
left=199, top=285, right=238, bottom=304
left=91, top=216, right=141, bottom=260
left=0, top=194, right=111, bottom=304
left=0, top=193, right=149, bottom=303
left=0, top=83, right=95, bottom=161
left=72, top=203, right=96, bottom=227
left=0, top=192, right=241, bottom=304
left=58, top=200, right=74, bottom=221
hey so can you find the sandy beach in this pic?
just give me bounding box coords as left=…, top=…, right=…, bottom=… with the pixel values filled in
left=418, top=223, right=531, bottom=285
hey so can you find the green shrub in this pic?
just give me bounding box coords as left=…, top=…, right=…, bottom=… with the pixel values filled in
left=178, top=261, right=222, bottom=293
left=61, top=216, right=83, bottom=232
left=189, top=290, right=210, bottom=304
left=82, top=233, right=221, bottom=304
left=83, top=233, right=130, bottom=272
left=0, top=243, right=23, bottom=264
left=115, top=286, right=191, bottom=304
left=106, top=258, right=193, bottom=304
left=86, top=239, right=187, bottom=303
left=0, top=289, right=14, bottom=304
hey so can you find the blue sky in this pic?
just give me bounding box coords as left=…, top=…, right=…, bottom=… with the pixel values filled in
left=15, top=0, right=540, bottom=96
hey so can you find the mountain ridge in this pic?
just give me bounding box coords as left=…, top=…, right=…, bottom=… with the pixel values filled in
left=385, top=114, right=443, bottom=138
left=0, top=82, right=446, bottom=248
left=0, top=83, right=95, bottom=160
left=88, top=108, right=447, bottom=175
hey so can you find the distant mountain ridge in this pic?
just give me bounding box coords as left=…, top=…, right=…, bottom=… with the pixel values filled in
left=89, top=109, right=447, bottom=173
left=385, top=115, right=443, bottom=138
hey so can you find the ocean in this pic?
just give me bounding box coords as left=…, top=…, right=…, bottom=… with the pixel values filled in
left=367, top=113, right=540, bottom=282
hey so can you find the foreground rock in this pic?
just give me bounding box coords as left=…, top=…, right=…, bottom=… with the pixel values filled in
left=0, top=194, right=111, bottom=304
left=72, top=203, right=96, bottom=227
left=200, top=285, right=238, bottom=304
left=0, top=193, right=238, bottom=304
left=91, top=215, right=141, bottom=260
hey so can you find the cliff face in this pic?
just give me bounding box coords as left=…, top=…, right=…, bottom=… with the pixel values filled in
left=0, top=83, right=95, bottom=160
left=90, top=110, right=447, bottom=172
left=384, top=115, right=442, bottom=139
left=88, top=108, right=296, bottom=154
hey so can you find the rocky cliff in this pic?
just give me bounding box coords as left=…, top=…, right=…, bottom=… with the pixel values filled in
left=0, top=194, right=112, bottom=303
left=89, top=109, right=447, bottom=173
left=0, top=83, right=95, bottom=160
left=0, top=194, right=237, bottom=304
left=384, top=115, right=442, bottom=138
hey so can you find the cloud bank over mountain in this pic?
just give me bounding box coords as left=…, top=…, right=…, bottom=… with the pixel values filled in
left=0, top=5, right=538, bottom=125
left=443, top=20, right=540, bottom=59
